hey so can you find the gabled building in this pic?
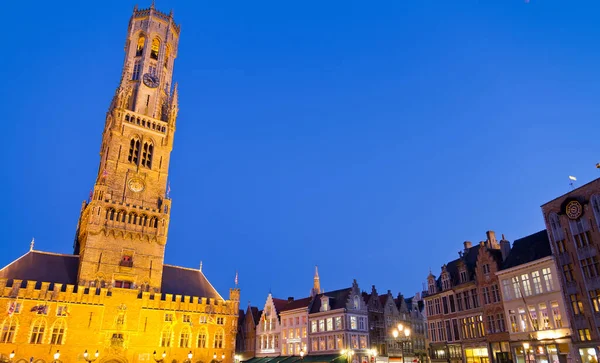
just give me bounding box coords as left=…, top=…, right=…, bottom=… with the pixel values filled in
left=309, top=280, right=370, bottom=363
left=237, top=304, right=262, bottom=360
left=280, top=296, right=313, bottom=356
left=256, top=294, right=289, bottom=357
left=363, top=286, right=386, bottom=359
left=496, top=230, right=571, bottom=363
left=405, top=294, right=428, bottom=363
left=425, top=231, right=511, bottom=363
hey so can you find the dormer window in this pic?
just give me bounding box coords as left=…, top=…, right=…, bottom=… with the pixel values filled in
left=353, top=296, right=360, bottom=309
left=321, top=296, right=330, bottom=312
left=442, top=274, right=450, bottom=290
left=460, top=269, right=468, bottom=283
left=428, top=279, right=436, bottom=294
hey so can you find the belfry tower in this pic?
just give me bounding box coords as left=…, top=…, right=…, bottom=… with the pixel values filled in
left=74, top=4, right=180, bottom=292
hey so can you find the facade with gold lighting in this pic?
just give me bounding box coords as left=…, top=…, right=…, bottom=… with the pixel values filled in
left=0, top=4, right=239, bottom=362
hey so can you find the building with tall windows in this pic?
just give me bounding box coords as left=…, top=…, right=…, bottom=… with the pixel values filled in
left=496, top=230, right=571, bottom=363
left=425, top=231, right=512, bottom=363
left=541, top=178, right=600, bottom=363
left=0, top=4, right=239, bottom=362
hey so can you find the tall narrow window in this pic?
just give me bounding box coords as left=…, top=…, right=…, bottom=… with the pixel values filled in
left=30, top=318, right=46, bottom=344
left=160, top=326, right=172, bottom=347
left=136, top=35, right=145, bottom=56
left=214, top=328, right=224, bottom=348
left=502, top=279, right=512, bottom=300
left=179, top=326, right=191, bottom=348
left=542, top=268, right=554, bottom=291
left=563, top=264, right=575, bottom=282
left=128, top=138, right=140, bottom=165
left=0, top=317, right=17, bottom=343
left=50, top=319, right=66, bottom=345
left=512, top=277, right=522, bottom=298
left=132, top=61, right=141, bottom=81
left=141, top=142, right=153, bottom=168
left=197, top=327, right=207, bottom=348
left=532, top=271, right=543, bottom=294
left=151, top=38, right=160, bottom=60
left=570, top=294, right=584, bottom=315
left=165, top=44, right=171, bottom=68
left=521, top=274, right=532, bottom=296
left=551, top=301, right=562, bottom=328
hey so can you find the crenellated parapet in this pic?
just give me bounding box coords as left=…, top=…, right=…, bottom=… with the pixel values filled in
left=133, top=4, right=180, bottom=35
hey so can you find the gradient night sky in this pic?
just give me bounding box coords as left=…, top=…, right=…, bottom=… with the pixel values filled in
left=1, top=0, right=599, bottom=307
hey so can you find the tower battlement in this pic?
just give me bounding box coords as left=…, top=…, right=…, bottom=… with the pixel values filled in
left=133, top=4, right=181, bottom=35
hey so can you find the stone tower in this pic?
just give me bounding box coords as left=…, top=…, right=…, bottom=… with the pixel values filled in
left=74, top=4, right=180, bottom=292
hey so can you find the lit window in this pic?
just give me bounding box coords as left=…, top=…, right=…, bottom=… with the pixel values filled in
left=151, top=38, right=160, bottom=60
left=532, top=271, right=542, bottom=294
left=0, top=317, right=18, bottom=343
left=179, top=326, right=191, bottom=348
left=29, top=318, right=46, bottom=344
left=350, top=316, right=357, bottom=330
left=197, top=327, right=207, bottom=348
left=214, top=328, right=224, bottom=348
left=136, top=35, right=145, bottom=56
left=542, top=268, right=554, bottom=291
left=160, top=326, right=172, bottom=347
left=50, top=319, right=66, bottom=345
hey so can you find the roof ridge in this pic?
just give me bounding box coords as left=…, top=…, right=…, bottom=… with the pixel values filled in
left=31, top=250, right=79, bottom=258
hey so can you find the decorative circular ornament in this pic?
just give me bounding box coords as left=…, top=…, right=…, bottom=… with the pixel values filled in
left=128, top=178, right=145, bottom=193
left=565, top=200, right=583, bottom=220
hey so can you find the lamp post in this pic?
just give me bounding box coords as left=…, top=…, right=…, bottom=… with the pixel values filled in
left=300, top=349, right=305, bottom=360
left=369, top=349, right=378, bottom=363
left=185, top=351, right=193, bottom=363
left=392, top=324, right=411, bottom=363
left=52, top=351, right=60, bottom=362
left=153, top=351, right=167, bottom=363
left=341, top=349, right=355, bottom=363
left=235, top=355, right=241, bottom=363
left=83, top=350, right=100, bottom=363
left=523, top=343, right=530, bottom=363
left=6, top=351, right=15, bottom=363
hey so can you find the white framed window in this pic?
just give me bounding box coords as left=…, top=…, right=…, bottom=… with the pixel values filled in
left=160, top=326, right=172, bottom=347
left=179, top=326, right=191, bottom=347
left=532, top=271, right=542, bottom=294
left=542, top=268, right=554, bottom=291
left=350, top=316, right=357, bottom=330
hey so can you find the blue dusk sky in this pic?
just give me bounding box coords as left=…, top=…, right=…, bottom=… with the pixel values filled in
left=1, top=0, right=599, bottom=307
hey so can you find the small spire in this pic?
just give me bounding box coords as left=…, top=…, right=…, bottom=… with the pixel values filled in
left=199, top=261, right=203, bottom=272
left=150, top=0, right=156, bottom=9
left=169, top=9, right=174, bottom=17
left=234, top=271, right=239, bottom=287
left=133, top=4, right=138, bottom=12
left=502, top=233, right=506, bottom=240
left=30, top=238, right=35, bottom=251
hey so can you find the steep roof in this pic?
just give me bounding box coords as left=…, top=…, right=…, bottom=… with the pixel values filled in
left=439, top=244, right=481, bottom=288
left=0, top=250, right=79, bottom=289
left=161, top=264, right=223, bottom=300
left=279, top=296, right=313, bottom=312
left=0, top=250, right=224, bottom=300
left=310, top=287, right=351, bottom=313
left=502, top=230, right=551, bottom=270
left=253, top=308, right=263, bottom=324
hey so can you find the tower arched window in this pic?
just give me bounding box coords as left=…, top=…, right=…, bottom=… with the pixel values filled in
left=29, top=318, right=46, bottom=344
left=179, top=326, right=191, bottom=348
left=151, top=38, right=160, bottom=60
left=0, top=317, right=18, bottom=343
left=136, top=35, right=146, bottom=56
left=591, top=195, right=600, bottom=229
left=141, top=142, right=153, bottom=169
left=132, top=60, right=141, bottom=81
left=128, top=138, right=140, bottom=165
left=214, top=328, right=224, bottom=348
left=50, top=319, right=66, bottom=345
left=160, top=326, right=172, bottom=347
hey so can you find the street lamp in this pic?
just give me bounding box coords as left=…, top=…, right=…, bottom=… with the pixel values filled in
left=523, top=343, right=530, bottom=363
left=153, top=351, right=167, bottom=363
left=369, top=349, right=378, bottom=363
left=341, top=349, right=355, bottom=363
left=235, top=355, right=241, bottom=363
left=83, top=350, right=100, bottom=363
left=300, top=350, right=305, bottom=360
left=186, top=351, right=193, bottom=362
left=392, top=325, right=411, bottom=363
left=52, top=351, right=60, bottom=362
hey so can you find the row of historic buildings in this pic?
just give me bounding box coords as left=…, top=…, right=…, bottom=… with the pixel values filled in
left=236, top=269, right=427, bottom=363
left=424, top=177, right=600, bottom=363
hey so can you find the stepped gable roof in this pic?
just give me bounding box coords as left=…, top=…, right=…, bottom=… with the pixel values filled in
left=440, top=244, right=481, bottom=287
left=310, top=287, right=351, bottom=313
left=279, top=296, right=313, bottom=312
left=161, top=264, right=223, bottom=300
left=0, top=250, right=79, bottom=289
left=502, top=230, right=551, bottom=270
left=488, top=249, right=504, bottom=266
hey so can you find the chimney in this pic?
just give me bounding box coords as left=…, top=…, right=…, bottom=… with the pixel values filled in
left=486, top=230, right=498, bottom=248
left=463, top=241, right=472, bottom=250
left=288, top=297, right=294, bottom=303
left=500, top=234, right=511, bottom=261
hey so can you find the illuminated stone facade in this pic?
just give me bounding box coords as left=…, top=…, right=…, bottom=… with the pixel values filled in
left=0, top=4, right=239, bottom=362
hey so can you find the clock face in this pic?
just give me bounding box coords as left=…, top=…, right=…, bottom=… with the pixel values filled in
left=565, top=200, right=583, bottom=220
left=128, top=178, right=145, bottom=193
left=142, top=73, right=159, bottom=88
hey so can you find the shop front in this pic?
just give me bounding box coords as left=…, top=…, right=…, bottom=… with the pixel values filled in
left=510, top=341, right=570, bottom=363
left=464, top=346, right=490, bottom=363
left=489, top=342, right=512, bottom=363
left=429, top=343, right=462, bottom=363
left=577, top=347, right=598, bottom=363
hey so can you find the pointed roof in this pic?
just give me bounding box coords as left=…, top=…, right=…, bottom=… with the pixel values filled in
left=0, top=250, right=79, bottom=289
left=279, top=296, right=313, bottom=312
left=161, top=264, right=223, bottom=300
left=309, top=287, right=352, bottom=313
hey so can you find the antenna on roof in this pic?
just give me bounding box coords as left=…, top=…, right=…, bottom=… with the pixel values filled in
left=569, top=175, right=577, bottom=189
left=30, top=238, right=35, bottom=251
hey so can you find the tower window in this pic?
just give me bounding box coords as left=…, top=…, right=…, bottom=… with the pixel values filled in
left=149, top=65, right=157, bottom=76
left=132, top=61, right=141, bottom=80
left=136, top=36, right=145, bottom=56
left=141, top=142, right=153, bottom=169
left=120, top=255, right=133, bottom=267
left=151, top=38, right=160, bottom=60
left=114, top=280, right=132, bottom=289
left=128, top=138, right=140, bottom=165
left=164, top=44, right=171, bottom=68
